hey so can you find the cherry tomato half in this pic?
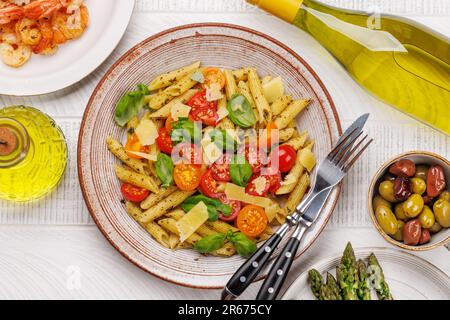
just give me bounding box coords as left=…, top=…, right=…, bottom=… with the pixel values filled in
left=125, top=133, right=150, bottom=159
left=173, top=164, right=201, bottom=191
left=210, top=153, right=232, bottom=182
left=270, top=144, right=296, bottom=173
left=172, top=142, right=202, bottom=166
left=237, top=205, right=268, bottom=238
left=121, top=183, right=150, bottom=202
left=263, top=168, right=282, bottom=194
left=239, top=143, right=266, bottom=174
left=203, top=67, right=226, bottom=89
left=199, top=169, right=220, bottom=198
left=156, top=127, right=173, bottom=154
left=187, top=90, right=219, bottom=126
left=218, top=193, right=241, bottom=222
left=245, top=175, right=270, bottom=196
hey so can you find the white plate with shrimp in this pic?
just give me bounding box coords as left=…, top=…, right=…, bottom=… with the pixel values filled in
left=0, top=0, right=135, bottom=96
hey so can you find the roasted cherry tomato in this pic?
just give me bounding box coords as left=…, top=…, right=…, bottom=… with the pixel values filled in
left=211, top=154, right=232, bottom=182
left=165, top=115, right=174, bottom=132
left=239, top=143, right=266, bottom=174
left=263, top=168, right=282, bottom=194
left=199, top=169, right=220, bottom=198
left=124, top=133, right=150, bottom=159
left=173, top=164, right=201, bottom=191
left=203, top=67, right=226, bottom=89
left=270, top=144, right=296, bottom=173
left=156, top=127, right=173, bottom=154
left=173, top=142, right=202, bottom=166
left=245, top=175, right=270, bottom=196
left=120, top=183, right=150, bottom=202
left=237, top=205, right=268, bottom=238
left=189, top=106, right=218, bottom=126
left=218, top=193, right=241, bottom=222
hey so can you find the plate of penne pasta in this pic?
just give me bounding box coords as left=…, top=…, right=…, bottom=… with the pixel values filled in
left=78, top=23, right=342, bottom=288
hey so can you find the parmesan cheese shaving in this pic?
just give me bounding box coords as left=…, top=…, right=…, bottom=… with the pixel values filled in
left=225, top=183, right=271, bottom=208
left=176, top=201, right=209, bottom=242
left=170, top=102, right=191, bottom=121
left=135, top=119, right=159, bottom=146
left=205, top=83, right=224, bottom=101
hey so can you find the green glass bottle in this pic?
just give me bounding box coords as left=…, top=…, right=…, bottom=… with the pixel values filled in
left=248, top=0, right=450, bottom=135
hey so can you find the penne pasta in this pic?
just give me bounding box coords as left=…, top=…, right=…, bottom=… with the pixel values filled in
left=248, top=68, right=272, bottom=124
left=212, top=243, right=236, bottom=257
left=149, top=73, right=198, bottom=110
left=282, top=131, right=309, bottom=151
left=148, top=89, right=199, bottom=118
left=114, top=165, right=159, bottom=193
left=126, top=201, right=144, bottom=223
left=206, top=220, right=239, bottom=234
left=285, top=172, right=310, bottom=214
left=149, top=61, right=201, bottom=90
left=216, top=97, right=235, bottom=129
left=274, top=99, right=311, bottom=129
left=140, top=186, right=178, bottom=210
left=224, top=69, right=238, bottom=100
left=237, top=80, right=259, bottom=124
left=139, top=190, right=195, bottom=223
left=126, top=116, right=140, bottom=137
left=232, top=68, right=250, bottom=82
left=107, top=137, right=147, bottom=175
left=279, top=128, right=295, bottom=143
left=145, top=222, right=170, bottom=248
left=276, top=149, right=305, bottom=195
left=168, top=233, right=180, bottom=249
left=271, top=95, right=293, bottom=117
left=158, top=218, right=202, bottom=245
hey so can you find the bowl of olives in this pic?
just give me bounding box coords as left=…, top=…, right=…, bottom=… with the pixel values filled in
left=369, top=151, right=450, bottom=251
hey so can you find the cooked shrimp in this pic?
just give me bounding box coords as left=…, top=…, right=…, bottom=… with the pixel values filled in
left=32, top=19, right=56, bottom=54
left=0, top=3, right=24, bottom=25
left=0, top=41, right=31, bottom=67
left=52, top=4, right=87, bottom=40
left=23, top=0, right=69, bottom=20
left=15, top=17, right=41, bottom=45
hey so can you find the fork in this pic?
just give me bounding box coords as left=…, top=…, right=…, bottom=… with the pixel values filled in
left=221, top=117, right=373, bottom=300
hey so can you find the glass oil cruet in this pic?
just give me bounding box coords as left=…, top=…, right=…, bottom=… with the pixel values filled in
left=0, top=106, right=68, bottom=202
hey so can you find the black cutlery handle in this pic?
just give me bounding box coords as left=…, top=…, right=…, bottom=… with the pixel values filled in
left=222, top=233, right=283, bottom=299
left=256, top=236, right=301, bottom=300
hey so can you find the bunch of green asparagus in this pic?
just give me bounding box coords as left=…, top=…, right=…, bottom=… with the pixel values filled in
left=308, top=242, right=393, bottom=300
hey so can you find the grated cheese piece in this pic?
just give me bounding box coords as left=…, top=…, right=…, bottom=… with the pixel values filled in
left=225, top=183, right=271, bottom=208
left=170, top=102, right=191, bottom=121
left=205, top=83, right=224, bottom=102
left=262, top=76, right=284, bottom=103
left=135, top=119, right=159, bottom=146
left=176, top=201, right=209, bottom=242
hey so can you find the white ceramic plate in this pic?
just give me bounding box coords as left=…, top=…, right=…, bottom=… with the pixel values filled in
left=0, top=0, right=135, bottom=96
left=282, top=247, right=450, bottom=300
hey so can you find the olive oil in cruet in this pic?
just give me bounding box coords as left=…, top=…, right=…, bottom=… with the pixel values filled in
left=0, top=106, right=67, bottom=202
left=247, top=0, right=450, bottom=135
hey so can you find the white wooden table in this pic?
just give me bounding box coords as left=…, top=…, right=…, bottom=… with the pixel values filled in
left=0, top=0, right=449, bottom=300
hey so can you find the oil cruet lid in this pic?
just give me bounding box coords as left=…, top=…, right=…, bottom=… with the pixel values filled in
left=0, top=117, right=30, bottom=168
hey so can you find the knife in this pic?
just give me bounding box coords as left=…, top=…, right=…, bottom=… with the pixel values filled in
left=221, top=113, right=370, bottom=300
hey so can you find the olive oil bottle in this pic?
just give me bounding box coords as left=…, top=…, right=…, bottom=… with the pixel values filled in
left=248, top=0, right=450, bottom=135
left=0, top=106, right=67, bottom=202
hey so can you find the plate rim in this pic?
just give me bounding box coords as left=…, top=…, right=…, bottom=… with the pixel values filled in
left=77, top=22, right=343, bottom=289
left=0, top=0, right=136, bottom=96
left=281, top=246, right=450, bottom=300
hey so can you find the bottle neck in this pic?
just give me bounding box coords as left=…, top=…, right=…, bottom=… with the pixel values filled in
left=0, top=117, right=29, bottom=168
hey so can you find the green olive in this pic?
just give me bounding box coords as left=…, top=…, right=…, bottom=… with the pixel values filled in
left=379, top=180, right=396, bottom=202
left=411, top=177, right=426, bottom=195
left=391, top=220, right=405, bottom=241
left=394, top=203, right=407, bottom=220
left=433, top=199, right=450, bottom=228
left=418, top=205, right=435, bottom=229
left=429, top=221, right=442, bottom=234
left=373, top=195, right=391, bottom=211
left=439, top=191, right=450, bottom=202
left=403, top=194, right=424, bottom=218
left=376, top=205, right=399, bottom=235
left=414, top=165, right=429, bottom=181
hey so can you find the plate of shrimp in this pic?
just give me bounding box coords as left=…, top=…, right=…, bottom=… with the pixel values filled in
left=0, top=0, right=135, bottom=95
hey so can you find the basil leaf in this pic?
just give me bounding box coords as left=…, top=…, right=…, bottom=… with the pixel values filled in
left=228, top=232, right=257, bottom=258
left=114, top=84, right=150, bottom=127
left=230, top=155, right=253, bottom=187
left=155, top=153, right=174, bottom=187
left=171, top=118, right=201, bottom=144
left=182, top=195, right=232, bottom=221
left=194, top=233, right=227, bottom=253
left=208, top=129, right=237, bottom=152
left=227, top=94, right=256, bottom=128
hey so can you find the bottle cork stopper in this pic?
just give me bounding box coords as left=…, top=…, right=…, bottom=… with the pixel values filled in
left=0, top=126, right=18, bottom=157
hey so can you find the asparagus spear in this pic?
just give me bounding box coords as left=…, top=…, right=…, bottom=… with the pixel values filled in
left=319, top=282, right=341, bottom=300
left=336, top=242, right=359, bottom=300
left=357, top=259, right=371, bottom=300
left=325, top=272, right=342, bottom=300
left=308, top=269, right=324, bottom=299
left=368, top=253, right=393, bottom=300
